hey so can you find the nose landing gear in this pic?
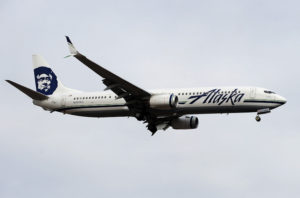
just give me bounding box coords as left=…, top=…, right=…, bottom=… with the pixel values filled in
left=255, top=115, right=261, bottom=122
left=255, top=108, right=271, bottom=122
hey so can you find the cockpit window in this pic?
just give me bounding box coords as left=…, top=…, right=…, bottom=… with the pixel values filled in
left=264, top=90, right=275, bottom=94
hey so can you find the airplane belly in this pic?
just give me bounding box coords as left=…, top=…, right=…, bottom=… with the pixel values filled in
left=177, top=104, right=260, bottom=114
left=63, top=106, right=131, bottom=117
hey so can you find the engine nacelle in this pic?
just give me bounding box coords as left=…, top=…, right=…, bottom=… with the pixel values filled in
left=149, top=94, right=178, bottom=110
left=171, top=116, right=199, bottom=129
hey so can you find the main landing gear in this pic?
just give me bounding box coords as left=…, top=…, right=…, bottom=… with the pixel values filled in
left=135, top=113, right=145, bottom=121
left=148, top=125, right=157, bottom=136
left=255, top=108, right=271, bottom=122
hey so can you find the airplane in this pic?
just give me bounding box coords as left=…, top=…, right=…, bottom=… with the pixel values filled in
left=6, top=36, right=287, bottom=135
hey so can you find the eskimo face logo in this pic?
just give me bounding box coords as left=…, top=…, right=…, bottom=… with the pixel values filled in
left=37, top=73, right=52, bottom=91
left=34, top=66, right=58, bottom=95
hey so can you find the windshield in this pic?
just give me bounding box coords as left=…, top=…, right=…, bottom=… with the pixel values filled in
left=264, top=90, right=276, bottom=94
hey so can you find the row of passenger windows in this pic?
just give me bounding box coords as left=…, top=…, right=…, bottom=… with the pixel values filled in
left=73, top=95, right=117, bottom=100
left=178, top=90, right=241, bottom=95
left=73, top=91, right=242, bottom=100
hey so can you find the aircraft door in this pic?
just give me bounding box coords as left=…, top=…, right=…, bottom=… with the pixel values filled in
left=250, top=88, right=256, bottom=99
left=61, top=95, right=66, bottom=107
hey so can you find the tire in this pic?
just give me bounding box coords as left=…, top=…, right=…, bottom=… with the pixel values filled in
left=255, top=115, right=261, bottom=122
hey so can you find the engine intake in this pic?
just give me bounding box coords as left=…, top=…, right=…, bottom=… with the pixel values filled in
left=149, top=94, right=178, bottom=110
left=171, top=116, right=199, bottom=129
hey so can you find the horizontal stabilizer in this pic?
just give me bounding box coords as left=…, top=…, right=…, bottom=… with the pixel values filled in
left=6, top=80, right=49, bottom=100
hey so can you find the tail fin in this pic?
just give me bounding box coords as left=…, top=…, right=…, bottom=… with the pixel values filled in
left=33, top=55, right=69, bottom=95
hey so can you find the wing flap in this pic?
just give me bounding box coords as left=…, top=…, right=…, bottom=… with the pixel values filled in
left=75, top=53, right=150, bottom=97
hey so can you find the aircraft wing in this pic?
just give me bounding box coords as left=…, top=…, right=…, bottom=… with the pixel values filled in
left=65, top=36, right=179, bottom=135
left=65, top=36, right=151, bottom=101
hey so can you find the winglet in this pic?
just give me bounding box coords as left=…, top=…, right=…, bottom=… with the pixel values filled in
left=66, top=36, right=73, bottom=44
left=65, top=36, right=78, bottom=57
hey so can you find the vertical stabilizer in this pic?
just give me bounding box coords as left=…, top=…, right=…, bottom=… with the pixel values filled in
left=32, top=55, right=69, bottom=95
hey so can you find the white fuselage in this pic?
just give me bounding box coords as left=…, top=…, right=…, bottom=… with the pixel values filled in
left=33, top=86, right=286, bottom=118
left=7, top=41, right=287, bottom=133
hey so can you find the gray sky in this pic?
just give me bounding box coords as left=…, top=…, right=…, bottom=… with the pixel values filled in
left=1, top=0, right=300, bottom=197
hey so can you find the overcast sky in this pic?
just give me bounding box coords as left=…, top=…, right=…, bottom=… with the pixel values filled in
left=1, top=0, right=300, bottom=197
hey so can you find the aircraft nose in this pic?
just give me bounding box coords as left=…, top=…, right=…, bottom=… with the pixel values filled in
left=277, top=95, right=287, bottom=105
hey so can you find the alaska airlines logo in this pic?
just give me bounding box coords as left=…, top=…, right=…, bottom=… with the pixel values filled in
left=185, top=89, right=245, bottom=105
left=34, top=66, right=58, bottom=95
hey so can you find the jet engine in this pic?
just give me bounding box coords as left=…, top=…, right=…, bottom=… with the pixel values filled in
left=149, top=94, right=178, bottom=110
left=171, top=116, right=199, bottom=129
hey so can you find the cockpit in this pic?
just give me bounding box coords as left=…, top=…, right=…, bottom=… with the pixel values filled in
left=264, top=90, right=276, bottom=94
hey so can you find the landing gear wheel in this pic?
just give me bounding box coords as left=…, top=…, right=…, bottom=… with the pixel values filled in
left=255, top=115, right=261, bottom=122
left=135, top=113, right=144, bottom=121
left=148, top=125, right=157, bottom=136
